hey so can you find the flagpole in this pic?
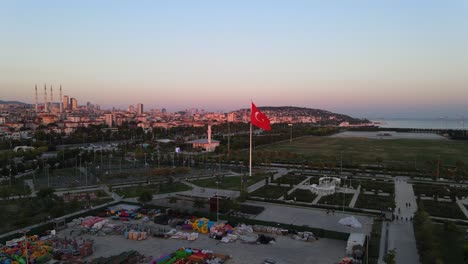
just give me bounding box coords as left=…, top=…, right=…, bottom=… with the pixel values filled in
left=249, top=122, right=252, bottom=177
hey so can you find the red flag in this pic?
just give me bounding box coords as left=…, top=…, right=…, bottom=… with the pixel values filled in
left=251, top=102, right=271, bottom=131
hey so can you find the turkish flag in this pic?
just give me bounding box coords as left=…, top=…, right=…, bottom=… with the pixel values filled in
left=251, top=102, right=271, bottom=131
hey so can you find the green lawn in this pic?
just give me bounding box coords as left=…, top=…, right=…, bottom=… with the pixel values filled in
left=0, top=196, right=112, bottom=234
left=413, top=184, right=450, bottom=198
left=289, top=189, right=317, bottom=203
left=0, top=180, right=31, bottom=198
left=114, top=182, right=192, bottom=198
left=359, top=180, right=395, bottom=194
left=191, top=173, right=273, bottom=191
left=420, top=200, right=466, bottom=219
left=317, top=193, right=354, bottom=206
left=434, top=223, right=465, bottom=264
left=250, top=185, right=291, bottom=199
left=355, top=194, right=395, bottom=211
left=262, top=136, right=468, bottom=169
left=273, top=174, right=307, bottom=185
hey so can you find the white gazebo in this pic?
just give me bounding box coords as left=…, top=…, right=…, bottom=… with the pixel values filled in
left=310, top=176, right=342, bottom=196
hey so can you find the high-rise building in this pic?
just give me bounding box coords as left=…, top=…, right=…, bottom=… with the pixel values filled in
left=105, top=113, right=114, bottom=127
left=71, top=98, right=78, bottom=110
left=34, top=85, right=38, bottom=113
left=128, top=105, right=135, bottom=113
left=59, top=86, right=63, bottom=113
left=63, top=95, right=69, bottom=111
left=137, top=103, right=143, bottom=115
left=227, top=112, right=236, bottom=122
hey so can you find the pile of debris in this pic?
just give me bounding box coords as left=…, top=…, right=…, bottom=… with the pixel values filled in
left=150, top=248, right=230, bottom=264
left=92, top=250, right=148, bottom=264
left=0, top=233, right=95, bottom=264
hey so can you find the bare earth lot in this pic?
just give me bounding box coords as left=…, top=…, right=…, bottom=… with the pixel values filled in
left=59, top=225, right=346, bottom=264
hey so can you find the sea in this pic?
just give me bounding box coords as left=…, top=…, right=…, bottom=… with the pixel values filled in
left=371, top=118, right=467, bottom=130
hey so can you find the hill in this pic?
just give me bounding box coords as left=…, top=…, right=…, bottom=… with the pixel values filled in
left=0, top=100, right=28, bottom=105
left=235, top=106, right=367, bottom=125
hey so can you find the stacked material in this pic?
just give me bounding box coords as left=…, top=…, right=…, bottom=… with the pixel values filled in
left=209, top=223, right=236, bottom=243
left=92, top=250, right=146, bottom=264
left=1, top=236, right=94, bottom=264
left=190, top=218, right=214, bottom=234
left=150, top=248, right=230, bottom=264
left=253, top=225, right=288, bottom=235
left=166, top=230, right=199, bottom=241
left=109, top=209, right=143, bottom=221
left=124, top=231, right=148, bottom=241
left=1, top=237, right=53, bottom=264
left=81, top=217, right=105, bottom=228
left=291, top=231, right=317, bottom=242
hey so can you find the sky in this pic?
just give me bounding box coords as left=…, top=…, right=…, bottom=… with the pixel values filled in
left=0, top=1, right=467, bottom=118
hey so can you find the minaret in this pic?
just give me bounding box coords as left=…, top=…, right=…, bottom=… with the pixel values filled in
left=43, top=85, right=48, bottom=112
left=34, top=85, right=38, bottom=113
left=50, top=85, right=53, bottom=111
left=59, top=85, right=63, bottom=113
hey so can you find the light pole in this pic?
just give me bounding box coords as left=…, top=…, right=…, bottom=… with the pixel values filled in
left=288, top=124, right=293, bottom=143
left=215, top=180, right=220, bottom=222
left=22, top=229, right=29, bottom=264
left=340, top=151, right=343, bottom=175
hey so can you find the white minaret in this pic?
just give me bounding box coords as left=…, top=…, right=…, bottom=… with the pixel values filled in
left=59, top=85, right=63, bottom=113
left=208, top=125, right=212, bottom=150
left=34, top=85, right=38, bottom=113
left=43, top=85, right=48, bottom=112
left=50, top=85, right=53, bottom=111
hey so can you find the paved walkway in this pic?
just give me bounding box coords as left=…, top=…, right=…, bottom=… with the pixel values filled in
left=24, top=179, right=36, bottom=195
left=456, top=198, right=468, bottom=219
left=348, top=185, right=361, bottom=208
left=384, top=177, right=419, bottom=264
left=312, top=195, right=322, bottom=205
left=245, top=200, right=374, bottom=235
left=285, top=176, right=312, bottom=196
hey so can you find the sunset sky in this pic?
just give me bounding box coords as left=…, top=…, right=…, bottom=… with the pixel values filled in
left=1, top=1, right=467, bottom=118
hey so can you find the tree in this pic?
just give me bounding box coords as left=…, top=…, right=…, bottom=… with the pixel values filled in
left=193, top=198, right=205, bottom=209
left=138, top=191, right=153, bottom=204
left=37, top=187, right=56, bottom=199
left=169, top=196, right=178, bottom=204
left=383, top=249, right=396, bottom=264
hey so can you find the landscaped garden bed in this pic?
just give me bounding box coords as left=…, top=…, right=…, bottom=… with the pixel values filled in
left=273, top=174, right=307, bottom=185
left=413, top=184, right=450, bottom=198
left=114, top=182, right=192, bottom=198
left=288, top=189, right=317, bottom=203
left=355, top=194, right=395, bottom=211
left=420, top=200, right=466, bottom=219
left=317, top=193, right=354, bottom=207
left=250, top=185, right=291, bottom=199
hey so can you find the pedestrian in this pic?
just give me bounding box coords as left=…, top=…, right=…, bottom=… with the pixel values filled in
left=406, top=217, right=408, bottom=221
left=398, top=208, right=401, bottom=213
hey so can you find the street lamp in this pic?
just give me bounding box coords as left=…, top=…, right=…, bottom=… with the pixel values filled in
left=21, top=229, right=30, bottom=264
left=340, top=151, right=343, bottom=175
left=288, top=124, right=293, bottom=143
left=215, top=180, right=221, bottom=222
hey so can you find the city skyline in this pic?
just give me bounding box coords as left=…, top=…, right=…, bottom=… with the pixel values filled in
left=1, top=1, right=468, bottom=118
